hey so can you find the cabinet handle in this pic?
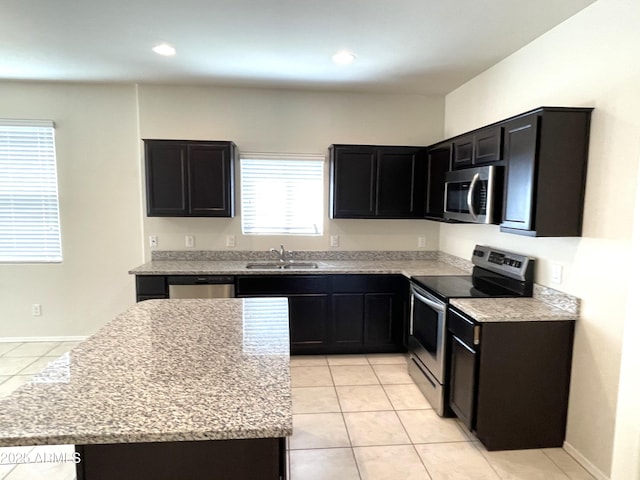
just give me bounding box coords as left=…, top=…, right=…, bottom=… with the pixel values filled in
left=473, top=325, right=481, bottom=345
left=467, top=173, right=480, bottom=220
left=453, top=335, right=475, bottom=354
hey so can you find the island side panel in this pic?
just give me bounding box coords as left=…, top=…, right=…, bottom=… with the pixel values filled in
left=76, top=437, right=286, bottom=480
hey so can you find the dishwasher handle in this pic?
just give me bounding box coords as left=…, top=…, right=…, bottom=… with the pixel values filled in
left=167, top=275, right=235, bottom=285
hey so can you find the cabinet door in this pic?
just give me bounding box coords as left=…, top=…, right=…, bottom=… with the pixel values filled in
left=332, top=294, right=364, bottom=348
left=289, top=295, right=330, bottom=354
left=451, top=135, right=474, bottom=169
left=331, top=146, right=377, bottom=218
left=501, top=116, right=539, bottom=231
left=145, top=141, right=188, bottom=216
left=449, top=336, right=478, bottom=430
left=135, top=275, right=168, bottom=302
left=376, top=147, right=426, bottom=217
left=364, top=293, right=398, bottom=348
left=188, top=143, right=234, bottom=217
left=474, top=127, right=503, bottom=165
left=425, top=144, right=451, bottom=219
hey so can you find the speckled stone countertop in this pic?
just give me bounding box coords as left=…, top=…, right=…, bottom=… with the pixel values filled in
left=129, top=250, right=469, bottom=278
left=0, top=298, right=292, bottom=447
left=129, top=250, right=580, bottom=320
left=450, top=297, right=579, bottom=322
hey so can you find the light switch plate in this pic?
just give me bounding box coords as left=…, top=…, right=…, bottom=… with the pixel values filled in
left=149, top=235, right=158, bottom=248
left=226, top=235, right=236, bottom=247
left=330, top=235, right=340, bottom=247
left=185, top=235, right=195, bottom=248
left=418, top=236, right=426, bottom=248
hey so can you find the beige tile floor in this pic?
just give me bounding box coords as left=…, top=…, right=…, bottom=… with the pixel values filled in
left=288, top=353, right=596, bottom=480
left=0, top=341, right=79, bottom=480
left=0, top=345, right=595, bottom=480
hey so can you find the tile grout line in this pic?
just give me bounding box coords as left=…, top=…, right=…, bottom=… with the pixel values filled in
left=540, top=448, right=587, bottom=480
left=471, top=442, right=509, bottom=480
left=329, top=362, right=364, bottom=480
left=370, top=355, right=434, bottom=480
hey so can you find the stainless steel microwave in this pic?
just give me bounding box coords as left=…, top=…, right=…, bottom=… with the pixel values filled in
left=444, top=165, right=502, bottom=224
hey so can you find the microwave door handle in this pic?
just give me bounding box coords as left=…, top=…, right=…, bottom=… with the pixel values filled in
left=467, top=173, right=480, bottom=220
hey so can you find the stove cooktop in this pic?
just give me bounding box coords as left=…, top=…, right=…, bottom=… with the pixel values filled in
left=411, top=245, right=536, bottom=301
left=410, top=274, right=529, bottom=302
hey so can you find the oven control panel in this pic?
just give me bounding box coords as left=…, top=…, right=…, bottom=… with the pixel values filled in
left=472, top=245, right=534, bottom=281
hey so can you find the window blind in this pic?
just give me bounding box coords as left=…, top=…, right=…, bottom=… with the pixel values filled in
left=240, top=154, right=324, bottom=235
left=0, top=119, right=62, bottom=262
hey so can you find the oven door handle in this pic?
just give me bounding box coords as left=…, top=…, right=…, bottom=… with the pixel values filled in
left=411, top=289, right=446, bottom=312
left=466, top=172, right=479, bottom=220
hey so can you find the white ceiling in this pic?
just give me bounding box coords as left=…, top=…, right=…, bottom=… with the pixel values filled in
left=1, top=0, right=596, bottom=95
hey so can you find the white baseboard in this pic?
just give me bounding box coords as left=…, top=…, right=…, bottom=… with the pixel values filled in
left=563, top=441, right=610, bottom=480
left=0, top=336, right=88, bottom=343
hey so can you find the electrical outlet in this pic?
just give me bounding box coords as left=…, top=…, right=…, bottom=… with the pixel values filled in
left=185, top=235, right=195, bottom=248
left=226, top=235, right=236, bottom=247
left=330, top=235, right=340, bottom=247
left=149, top=235, right=158, bottom=248
left=31, top=304, right=42, bottom=316
left=551, top=264, right=563, bottom=284
left=418, top=236, right=426, bottom=248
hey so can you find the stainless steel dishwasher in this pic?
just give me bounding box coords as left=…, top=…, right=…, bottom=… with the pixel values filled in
left=167, top=275, right=235, bottom=299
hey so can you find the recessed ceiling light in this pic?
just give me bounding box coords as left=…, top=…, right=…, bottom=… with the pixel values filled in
left=332, top=50, right=356, bottom=65
left=152, top=43, right=176, bottom=56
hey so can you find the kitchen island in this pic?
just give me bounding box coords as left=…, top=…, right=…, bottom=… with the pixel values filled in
left=0, top=298, right=292, bottom=480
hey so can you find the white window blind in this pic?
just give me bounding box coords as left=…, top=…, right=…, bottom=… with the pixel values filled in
left=241, top=154, right=324, bottom=235
left=0, top=119, right=62, bottom=262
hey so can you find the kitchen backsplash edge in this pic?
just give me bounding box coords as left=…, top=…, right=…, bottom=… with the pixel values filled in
left=151, top=250, right=440, bottom=261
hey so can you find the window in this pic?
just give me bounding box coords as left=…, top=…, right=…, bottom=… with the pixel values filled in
left=240, top=153, right=324, bottom=235
left=0, top=120, right=62, bottom=262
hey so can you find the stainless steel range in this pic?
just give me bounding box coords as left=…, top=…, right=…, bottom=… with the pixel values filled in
left=407, top=245, right=535, bottom=415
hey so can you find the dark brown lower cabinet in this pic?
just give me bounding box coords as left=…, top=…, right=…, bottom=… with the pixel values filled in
left=448, top=335, right=477, bottom=429
left=235, top=274, right=406, bottom=355
left=364, top=293, right=401, bottom=349
left=332, top=294, right=365, bottom=348
left=76, top=437, right=286, bottom=480
left=289, top=295, right=331, bottom=352
left=448, top=307, right=575, bottom=450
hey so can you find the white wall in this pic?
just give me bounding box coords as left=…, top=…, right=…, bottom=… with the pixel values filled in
left=440, top=0, right=640, bottom=477
left=0, top=82, right=443, bottom=338
left=0, top=82, right=143, bottom=338
left=137, top=85, right=444, bottom=255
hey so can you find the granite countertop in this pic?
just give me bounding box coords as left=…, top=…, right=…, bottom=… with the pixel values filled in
left=450, top=297, right=579, bottom=322
left=128, top=259, right=469, bottom=278
left=0, top=298, right=292, bottom=447
left=128, top=250, right=581, bottom=317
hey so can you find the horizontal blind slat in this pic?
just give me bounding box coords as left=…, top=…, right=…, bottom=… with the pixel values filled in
left=240, top=156, right=323, bottom=236
left=0, top=122, right=62, bottom=263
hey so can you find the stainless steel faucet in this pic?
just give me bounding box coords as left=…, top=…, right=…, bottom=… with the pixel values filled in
left=270, top=244, right=291, bottom=263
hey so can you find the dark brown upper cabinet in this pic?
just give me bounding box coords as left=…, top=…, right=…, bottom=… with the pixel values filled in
left=144, top=140, right=236, bottom=217
left=329, top=144, right=427, bottom=219
left=425, top=142, right=451, bottom=220
left=451, top=126, right=503, bottom=169
left=500, top=108, right=592, bottom=237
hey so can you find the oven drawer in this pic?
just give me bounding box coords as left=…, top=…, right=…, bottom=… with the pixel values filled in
left=448, top=307, right=478, bottom=347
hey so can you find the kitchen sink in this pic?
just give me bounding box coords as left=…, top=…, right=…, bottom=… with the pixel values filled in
left=245, top=262, right=318, bottom=270
left=283, top=262, right=318, bottom=269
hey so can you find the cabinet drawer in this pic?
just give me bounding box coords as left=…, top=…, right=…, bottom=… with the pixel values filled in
left=236, top=275, right=330, bottom=296
left=448, top=308, right=477, bottom=347
left=331, top=275, right=402, bottom=293
left=136, top=275, right=167, bottom=296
